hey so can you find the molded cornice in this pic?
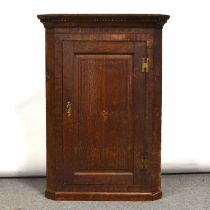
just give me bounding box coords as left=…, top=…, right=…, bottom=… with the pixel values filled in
left=37, top=14, right=170, bottom=29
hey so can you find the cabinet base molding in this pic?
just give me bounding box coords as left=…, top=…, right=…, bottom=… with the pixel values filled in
left=45, top=190, right=162, bottom=201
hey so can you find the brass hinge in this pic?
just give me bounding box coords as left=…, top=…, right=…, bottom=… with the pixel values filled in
left=142, top=58, right=149, bottom=73
left=141, top=154, right=148, bottom=170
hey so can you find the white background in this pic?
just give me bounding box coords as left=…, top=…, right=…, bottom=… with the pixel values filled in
left=0, top=0, right=210, bottom=177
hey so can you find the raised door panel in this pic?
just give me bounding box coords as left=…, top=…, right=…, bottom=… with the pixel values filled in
left=62, top=41, right=146, bottom=186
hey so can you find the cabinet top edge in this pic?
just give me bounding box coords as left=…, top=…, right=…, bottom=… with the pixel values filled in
left=37, top=14, right=170, bottom=29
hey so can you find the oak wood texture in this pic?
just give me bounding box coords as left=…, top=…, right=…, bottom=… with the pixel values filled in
left=38, top=14, right=169, bottom=201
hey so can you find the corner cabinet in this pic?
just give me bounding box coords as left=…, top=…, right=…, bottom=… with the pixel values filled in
left=37, top=14, right=169, bottom=201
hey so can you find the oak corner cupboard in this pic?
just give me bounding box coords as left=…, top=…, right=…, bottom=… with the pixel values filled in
left=37, top=14, right=169, bottom=201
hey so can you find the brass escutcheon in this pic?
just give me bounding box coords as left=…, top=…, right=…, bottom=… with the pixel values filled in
left=66, top=101, right=72, bottom=117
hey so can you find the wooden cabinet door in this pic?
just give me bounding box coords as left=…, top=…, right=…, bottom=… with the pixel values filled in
left=62, top=41, right=147, bottom=186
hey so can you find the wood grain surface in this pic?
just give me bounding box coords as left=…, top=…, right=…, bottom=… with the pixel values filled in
left=38, top=14, right=169, bottom=201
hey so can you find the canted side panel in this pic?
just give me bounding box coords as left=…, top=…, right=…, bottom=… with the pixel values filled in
left=45, top=30, right=57, bottom=191
left=151, top=29, right=162, bottom=192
